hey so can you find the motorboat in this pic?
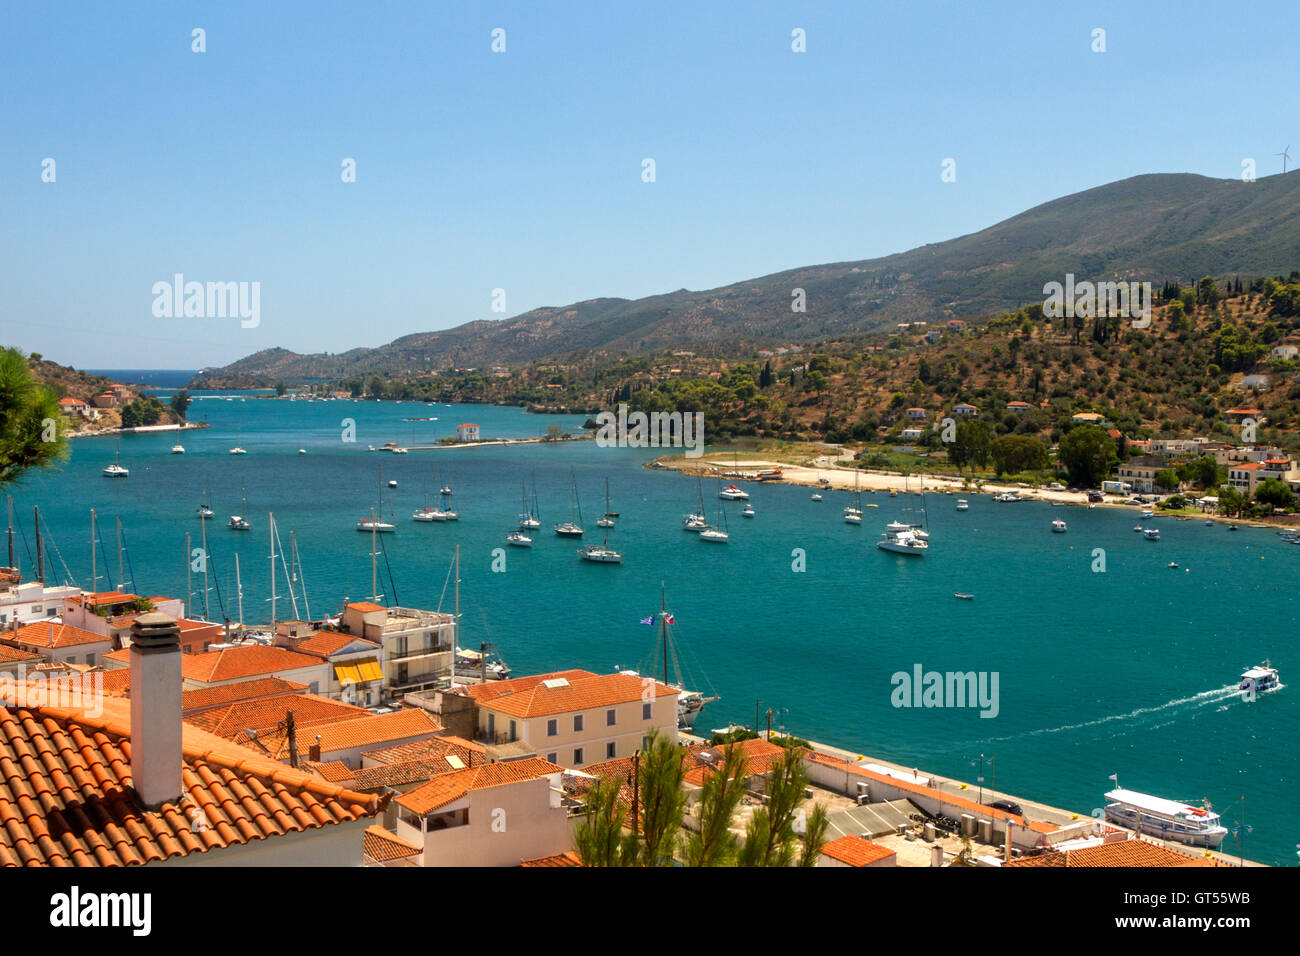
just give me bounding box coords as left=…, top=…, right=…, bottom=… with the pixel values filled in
left=1143, top=528, right=1160, bottom=540
left=388, top=479, right=398, bottom=488
left=718, top=484, right=749, bottom=501
left=742, top=504, right=755, bottom=518
left=811, top=493, right=823, bottom=501
left=956, top=499, right=969, bottom=511
left=506, top=531, right=533, bottom=548
left=1239, top=661, right=1280, bottom=696
left=1103, top=787, right=1227, bottom=848
left=171, top=444, right=185, bottom=454
left=876, top=528, right=927, bottom=555
left=1051, top=519, right=1067, bottom=533
left=103, top=461, right=129, bottom=478
left=228, top=514, right=250, bottom=531
left=954, top=592, right=974, bottom=600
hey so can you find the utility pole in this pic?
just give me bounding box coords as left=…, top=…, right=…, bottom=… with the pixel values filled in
left=765, top=708, right=773, bottom=742
left=631, top=750, right=640, bottom=835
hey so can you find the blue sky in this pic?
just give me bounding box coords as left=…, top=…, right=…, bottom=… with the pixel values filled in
left=1, top=0, right=1294, bottom=369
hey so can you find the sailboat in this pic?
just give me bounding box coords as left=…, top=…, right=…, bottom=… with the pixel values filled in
left=699, top=483, right=730, bottom=543
left=196, top=484, right=214, bottom=519
left=517, top=478, right=541, bottom=530
left=578, top=529, right=622, bottom=563
left=102, top=448, right=129, bottom=477
left=627, top=586, right=719, bottom=729
left=554, top=469, right=584, bottom=537
left=228, top=479, right=251, bottom=530
left=683, top=473, right=709, bottom=531
left=876, top=475, right=926, bottom=555
left=844, top=471, right=863, bottom=524
left=229, top=423, right=247, bottom=455
left=597, top=478, right=615, bottom=528
left=358, top=466, right=397, bottom=532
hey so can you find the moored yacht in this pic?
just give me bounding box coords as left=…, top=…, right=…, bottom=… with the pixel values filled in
left=876, top=527, right=927, bottom=555
left=956, top=499, right=969, bottom=511
left=1103, top=787, right=1228, bottom=848
left=171, top=443, right=185, bottom=454
left=1051, top=519, right=1067, bottom=533
left=719, top=484, right=749, bottom=501
left=578, top=540, right=623, bottom=563
left=506, top=530, right=533, bottom=548
left=357, top=516, right=396, bottom=533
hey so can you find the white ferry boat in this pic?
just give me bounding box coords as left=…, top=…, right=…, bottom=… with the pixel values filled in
left=1239, top=661, right=1280, bottom=695
left=1103, top=788, right=1227, bottom=848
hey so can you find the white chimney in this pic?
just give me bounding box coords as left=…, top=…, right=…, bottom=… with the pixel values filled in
left=129, top=613, right=183, bottom=807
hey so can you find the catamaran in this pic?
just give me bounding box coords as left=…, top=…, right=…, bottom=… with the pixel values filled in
left=1103, top=783, right=1228, bottom=848
left=554, top=468, right=584, bottom=537
left=719, top=483, right=749, bottom=501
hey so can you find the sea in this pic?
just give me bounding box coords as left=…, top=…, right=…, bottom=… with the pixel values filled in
left=12, top=372, right=1299, bottom=865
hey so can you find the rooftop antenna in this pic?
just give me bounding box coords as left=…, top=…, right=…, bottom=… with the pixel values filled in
left=1277, top=145, right=1291, bottom=174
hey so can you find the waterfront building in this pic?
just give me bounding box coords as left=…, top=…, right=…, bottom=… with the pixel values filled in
left=340, top=601, right=455, bottom=701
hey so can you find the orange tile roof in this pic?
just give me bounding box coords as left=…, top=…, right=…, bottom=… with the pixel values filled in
left=362, top=734, right=486, bottom=766
left=684, top=737, right=785, bottom=787
left=181, top=677, right=309, bottom=714
left=476, top=672, right=677, bottom=719
left=106, top=645, right=326, bottom=684
left=268, top=708, right=443, bottom=760
left=75, top=592, right=140, bottom=607
left=1005, top=839, right=1226, bottom=867
left=98, top=670, right=132, bottom=697
left=0, top=697, right=384, bottom=867
left=302, top=760, right=356, bottom=784
left=363, top=825, right=421, bottom=863
left=821, top=835, right=896, bottom=867
left=462, top=669, right=598, bottom=703
left=293, top=632, right=379, bottom=658
left=0, top=645, right=42, bottom=664
left=352, top=757, right=466, bottom=791
left=346, top=602, right=384, bottom=613
left=395, top=757, right=559, bottom=815
left=521, top=850, right=582, bottom=867
left=8, top=621, right=110, bottom=649
left=185, top=694, right=370, bottom=740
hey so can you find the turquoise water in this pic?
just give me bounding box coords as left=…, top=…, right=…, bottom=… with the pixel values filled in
left=9, top=392, right=1299, bottom=865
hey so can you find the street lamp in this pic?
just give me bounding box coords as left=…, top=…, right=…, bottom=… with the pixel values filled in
left=971, top=753, right=986, bottom=804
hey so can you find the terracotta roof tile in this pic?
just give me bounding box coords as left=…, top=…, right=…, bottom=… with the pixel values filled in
left=293, top=632, right=380, bottom=658
left=395, top=757, right=559, bottom=815
left=1005, top=838, right=1228, bottom=867
left=363, top=825, right=421, bottom=862
left=520, top=850, right=582, bottom=867
left=352, top=757, right=465, bottom=791
left=265, top=708, right=443, bottom=760
left=302, top=760, right=355, bottom=784
left=0, top=645, right=43, bottom=664
left=185, top=694, right=369, bottom=740
left=476, top=672, right=677, bottom=719
left=0, top=697, right=383, bottom=867
left=462, top=669, right=598, bottom=703
left=362, top=734, right=486, bottom=766
left=8, top=621, right=110, bottom=649
left=821, top=835, right=895, bottom=866
left=181, top=677, right=309, bottom=713
left=104, top=645, right=325, bottom=684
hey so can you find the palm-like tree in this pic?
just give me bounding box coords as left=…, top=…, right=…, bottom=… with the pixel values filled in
left=0, top=348, right=68, bottom=487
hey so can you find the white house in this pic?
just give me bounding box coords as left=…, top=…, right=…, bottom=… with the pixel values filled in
left=456, top=423, right=480, bottom=442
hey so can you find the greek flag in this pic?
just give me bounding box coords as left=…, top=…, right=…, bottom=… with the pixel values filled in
left=639, top=616, right=655, bottom=626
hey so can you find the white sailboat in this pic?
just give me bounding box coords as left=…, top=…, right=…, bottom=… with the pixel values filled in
left=517, top=478, right=541, bottom=530
left=228, top=479, right=251, bottom=531
left=844, top=471, right=863, bottom=524
left=554, top=469, right=584, bottom=537
left=683, top=473, right=709, bottom=531
left=699, top=483, right=730, bottom=543
left=877, top=476, right=926, bottom=555
left=102, top=448, right=129, bottom=478
left=357, top=467, right=396, bottom=532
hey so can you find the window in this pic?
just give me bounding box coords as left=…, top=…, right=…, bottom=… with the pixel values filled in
left=606, top=742, right=616, bottom=759
left=86, top=653, right=95, bottom=666
left=509, top=720, right=517, bottom=742
left=573, top=748, right=583, bottom=766
left=31, top=606, right=40, bottom=614
left=642, top=702, right=652, bottom=720
left=573, top=714, right=583, bottom=732
left=546, top=718, right=557, bottom=737
left=606, top=708, right=616, bottom=726
left=547, top=753, right=558, bottom=764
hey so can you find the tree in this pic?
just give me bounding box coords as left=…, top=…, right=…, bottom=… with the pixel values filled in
left=274, top=382, right=287, bottom=397
left=759, top=360, right=774, bottom=389
left=1255, top=478, right=1293, bottom=511
left=738, top=747, right=825, bottom=867
left=633, top=731, right=687, bottom=866
left=1217, top=485, right=1246, bottom=518
left=573, top=775, right=637, bottom=867
left=170, top=388, right=192, bottom=421
left=990, top=434, right=1049, bottom=477
left=1058, top=425, right=1116, bottom=487
left=682, top=743, right=749, bottom=866
left=0, top=348, right=68, bottom=487
left=951, top=420, right=992, bottom=473
left=1154, top=469, right=1180, bottom=492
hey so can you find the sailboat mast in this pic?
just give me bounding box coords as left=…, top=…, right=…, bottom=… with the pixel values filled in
left=451, top=545, right=460, bottom=683
left=235, top=552, right=244, bottom=627
left=269, top=512, right=277, bottom=629
left=89, top=508, right=96, bottom=593
left=33, top=506, right=43, bottom=583
left=7, top=496, right=14, bottom=570
left=371, top=510, right=379, bottom=603
left=186, top=532, right=192, bottom=615
left=200, top=509, right=211, bottom=621
left=661, top=582, right=668, bottom=686
left=116, top=517, right=124, bottom=590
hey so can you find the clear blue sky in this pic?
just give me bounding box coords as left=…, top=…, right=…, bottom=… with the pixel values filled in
left=2, top=0, right=1294, bottom=368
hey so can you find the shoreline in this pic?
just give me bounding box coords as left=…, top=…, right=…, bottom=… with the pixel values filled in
left=649, top=454, right=1292, bottom=529
left=67, top=421, right=209, bottom=440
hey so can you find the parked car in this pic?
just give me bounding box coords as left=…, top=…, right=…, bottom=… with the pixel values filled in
left=987, top=800, right=1024, bottom=815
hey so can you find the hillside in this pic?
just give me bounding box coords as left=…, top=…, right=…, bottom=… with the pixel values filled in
left=193, top=171, right=1300, bottom=385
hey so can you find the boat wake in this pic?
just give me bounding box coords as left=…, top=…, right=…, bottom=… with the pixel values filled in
left=978, top=684, right=1247, bottom=745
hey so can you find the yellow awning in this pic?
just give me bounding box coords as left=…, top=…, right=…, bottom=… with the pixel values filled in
left=356, top=658, right=383, bottom=682
left=335, top=657, right=382, bottom=685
